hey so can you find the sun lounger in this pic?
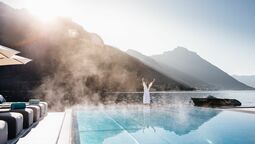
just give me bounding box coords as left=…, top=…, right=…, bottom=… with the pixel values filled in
left=38, top=103, right=46, bottom=117
left=0, top=120, right=8, bottom=144
left=1, top=101, right=48, bottom=123
left=26, top=105, right=40, bottom=122
left=0, top=103, right=34, bottom=129
left=10, top=108, right=33, bottom=128
left=0, top=101, right=39, bottom=122
left=0, top=112, right=23, bottom=139
left=40, top=102, right=48, bottom=116
left=29, top=103, right=46, bottom=118
left=28, top=99, right=48, bottom=117
left=0, top=98, right=48, bottom=119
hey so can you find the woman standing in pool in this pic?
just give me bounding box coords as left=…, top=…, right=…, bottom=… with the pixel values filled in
left=142, top=78, right=155, bottom=104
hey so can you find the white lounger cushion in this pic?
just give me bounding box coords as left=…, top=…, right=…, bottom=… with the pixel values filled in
left=27, top=105, right=40, bottom=122
left=0, top=120, right=8, bottom=144
left=11, top=108, right=33, bottom=128
left=40, top=102, right=48, bottom=116
left=38, top=103, right=45, bottom=117
left=28, top=102, right=48, bottom=118
left=0, top=112, right=23, bottom=139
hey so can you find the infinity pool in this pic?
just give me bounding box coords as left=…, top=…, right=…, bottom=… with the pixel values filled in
left=75, top=105, right=255, bottom=144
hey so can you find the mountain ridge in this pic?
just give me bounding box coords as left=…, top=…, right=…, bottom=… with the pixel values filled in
left=127, top=49, right=213, bottom=90
left=151, top=47, right=252, bottom=90
left=127, top=47, right=253, bottom=90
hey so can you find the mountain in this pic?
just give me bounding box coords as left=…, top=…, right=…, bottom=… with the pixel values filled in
left=127, top=49, right=212, bottom=89
left=232, top=75, right=255, bottom=88
left=0, top=2, right=192, bottom=109
left=150, top=47, right=252, bottom=90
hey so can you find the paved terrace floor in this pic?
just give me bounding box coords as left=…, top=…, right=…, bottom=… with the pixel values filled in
left=16, top=111, right=71, bottom=144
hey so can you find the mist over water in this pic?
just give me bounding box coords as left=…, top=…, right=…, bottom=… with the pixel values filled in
left=28, top=19, right=144, bottom=111
left=17, top=18, right=187, bottom=111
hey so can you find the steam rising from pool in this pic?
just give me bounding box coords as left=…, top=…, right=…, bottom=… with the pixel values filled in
left=27, top=20, right=200, bottom=111
left=31, top=20, right=141, bottom=111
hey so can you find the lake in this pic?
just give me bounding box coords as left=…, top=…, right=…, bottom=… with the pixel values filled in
left=110, top=91, right=255, bottom=107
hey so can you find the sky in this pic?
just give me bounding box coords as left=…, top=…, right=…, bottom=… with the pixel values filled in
left=1, top=0, right=255, bottom=75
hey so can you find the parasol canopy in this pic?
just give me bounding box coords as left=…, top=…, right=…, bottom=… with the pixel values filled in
left=0, top=45, right=32, bottom=66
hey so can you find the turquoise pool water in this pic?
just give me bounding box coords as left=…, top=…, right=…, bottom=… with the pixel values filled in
left=75, top=105, right=255, bottom=144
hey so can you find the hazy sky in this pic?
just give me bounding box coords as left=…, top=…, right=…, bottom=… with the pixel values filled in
left=1, top=0, right=255, bottom=75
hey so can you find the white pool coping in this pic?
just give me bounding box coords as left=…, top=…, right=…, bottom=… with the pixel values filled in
left=57, top=109, right=72, bottom=144
left=226, top=107, right=255, bottom=114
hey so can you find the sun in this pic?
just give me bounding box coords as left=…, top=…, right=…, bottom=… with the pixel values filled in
left=25, top=0, right=72, bottom=22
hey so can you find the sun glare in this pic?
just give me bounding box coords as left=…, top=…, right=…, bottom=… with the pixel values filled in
left=25, top=0, right=72, bottom=22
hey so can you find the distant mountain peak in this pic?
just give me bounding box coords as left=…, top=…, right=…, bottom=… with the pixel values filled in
left=159, top=47, right=198, bottom=58
left=174, top=46, right=189, bottom=51
left=173, top=46, right=197, bottom=54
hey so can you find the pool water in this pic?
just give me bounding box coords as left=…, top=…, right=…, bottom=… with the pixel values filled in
left=75, top=105, right=255, bottom=144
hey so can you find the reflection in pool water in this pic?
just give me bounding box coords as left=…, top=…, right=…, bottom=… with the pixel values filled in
left=75, top=105, right=255, bottom=144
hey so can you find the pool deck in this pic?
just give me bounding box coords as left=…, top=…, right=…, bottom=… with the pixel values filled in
left=15, top=109, right=72, bottom=144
